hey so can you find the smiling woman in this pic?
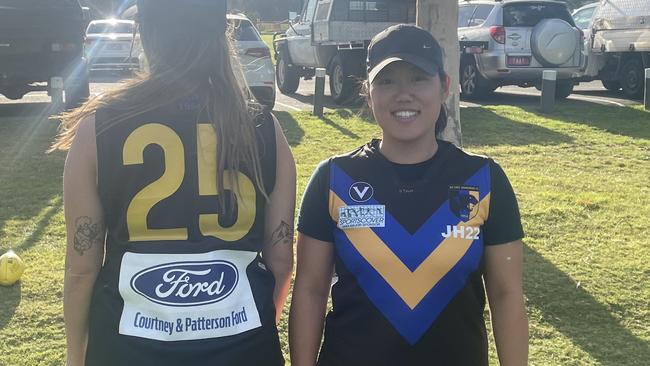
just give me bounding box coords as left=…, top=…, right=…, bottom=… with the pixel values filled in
left=290, top=24, right=528, bottom=366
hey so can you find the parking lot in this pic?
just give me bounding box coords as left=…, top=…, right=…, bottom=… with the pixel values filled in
left=0, top=72, right=641, bottom=115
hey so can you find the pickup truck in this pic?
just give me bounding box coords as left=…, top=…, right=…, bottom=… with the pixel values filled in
left=273, top=0, right=416, bottom=104
left=0, top=0, right=90, bottom=109
left=581, top=0, right=650, bottom=99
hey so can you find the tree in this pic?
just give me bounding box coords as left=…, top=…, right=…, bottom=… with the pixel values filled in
left=417, top=1, right=462, bottom=147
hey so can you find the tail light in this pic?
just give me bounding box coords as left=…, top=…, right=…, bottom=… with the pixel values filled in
left=489, top=26, right=506, bottom=44
left=244, top=47, right=270, bottom=58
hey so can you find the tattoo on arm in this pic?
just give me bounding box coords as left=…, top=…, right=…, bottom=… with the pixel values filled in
left=270, top=221, right=293, bottom=246
left=73, top=216, right=104, bottom=256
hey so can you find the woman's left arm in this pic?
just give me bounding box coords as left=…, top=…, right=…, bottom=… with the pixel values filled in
left=261, top=116, right=296, bottom=324
left=484, top=240, right=528, bottom=366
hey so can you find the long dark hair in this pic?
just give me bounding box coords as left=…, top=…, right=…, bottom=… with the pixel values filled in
left=51, top=1, right=267, bottom=203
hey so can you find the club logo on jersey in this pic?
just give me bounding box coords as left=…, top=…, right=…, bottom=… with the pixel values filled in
left=131, top=260, right=239, bottom=307
left=349, top=181, right=374, bottom=203
left=448, top=185, right=480, bottom=221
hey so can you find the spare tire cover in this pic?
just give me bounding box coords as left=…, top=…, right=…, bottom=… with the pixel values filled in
left=531, top=18, right=578, bottom=66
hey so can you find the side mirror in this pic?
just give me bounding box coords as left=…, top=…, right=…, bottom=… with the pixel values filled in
left=289, top=11, right=299, bottom=23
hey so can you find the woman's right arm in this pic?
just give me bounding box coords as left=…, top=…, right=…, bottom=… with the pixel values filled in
left=289, top=233, right=334, bottom=366
left=63, top=115, right=105, bottom=366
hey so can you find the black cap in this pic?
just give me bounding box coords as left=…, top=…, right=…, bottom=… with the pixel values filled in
left=367, top=24, right=444, bottom=84
left=136, top=0, right=227, bottom=34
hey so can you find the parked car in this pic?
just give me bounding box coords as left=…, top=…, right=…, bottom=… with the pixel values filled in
left=576, top=0, right=650, bottom=98
left=229, top=13, right=276, bottom=110
left=274, top=0, right=417, bottom=104
left=0, top=0, right=89, bottom=109
left=458, top=0, right=584, bottom=99
left=85, top=19, right=142, bottom=72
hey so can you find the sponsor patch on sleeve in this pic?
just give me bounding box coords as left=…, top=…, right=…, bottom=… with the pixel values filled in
left=338, top=204, right=386, bottom=229
left=118, top=250, right=261, bottom=341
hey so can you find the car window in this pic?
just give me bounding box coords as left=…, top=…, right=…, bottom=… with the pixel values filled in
left=302, top=0, right=318, bottom=22
left=573, top=6, right=596, bottom=30
left=503, top=3, right=575, bottom=27
left=469, top=4, right=493, bottom=27
left=459, top=5, right=477, bottom=28
left=87, top=22, right=134, bottom=34
left=230, top=19, right=261, bottom=41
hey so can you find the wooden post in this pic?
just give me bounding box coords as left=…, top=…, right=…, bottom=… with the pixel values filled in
left=417, top=0, right=462, bottom=147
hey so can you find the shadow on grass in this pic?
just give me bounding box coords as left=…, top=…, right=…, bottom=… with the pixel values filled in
left=521, top=101, right=650, bottom=140
left=525, top=246, right=650, bottom=364
left=461, top=107, right=574, bottom=146
left=273, top=111, right=305, bottom=146
left=14, top=197, right=63, bottom=253
left=0, top=282, right=22, bottom=330
left=0, top=113, right=64, bottom=248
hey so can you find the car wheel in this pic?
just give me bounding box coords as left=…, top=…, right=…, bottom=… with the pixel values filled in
left=1, top=88, right=27, bottom=100
left=601, top=79, right=621, bottom=92
left=619, top=58, right=644, bottom=99
left=460, top=61, right=494, bottom=100
left=276, top=51, right=299, bottom=94
left=555, top=81, right=574, bottom=99
left=329, top=55, right=358, bottom=105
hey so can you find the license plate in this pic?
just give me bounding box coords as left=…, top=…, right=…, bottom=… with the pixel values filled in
left=107, top=43, right=123, bottom=50
left=507, top=56, right=531, bottom=66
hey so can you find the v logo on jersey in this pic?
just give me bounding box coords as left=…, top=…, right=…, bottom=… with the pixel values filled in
left=349, top=181, right=374, bottom=202
left=328, top=163, right=491, bottom=344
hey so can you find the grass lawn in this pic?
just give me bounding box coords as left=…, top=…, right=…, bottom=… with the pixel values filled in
left=0, top=101, right=649, bottom=365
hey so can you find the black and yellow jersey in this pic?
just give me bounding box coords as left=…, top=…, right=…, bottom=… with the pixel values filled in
left=86, top=100, right=284, bottom=366
left=298, top=139, right=524, bottom=366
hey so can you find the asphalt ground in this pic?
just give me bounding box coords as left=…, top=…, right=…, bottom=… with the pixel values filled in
left=0, top=71, right=641, bottom=117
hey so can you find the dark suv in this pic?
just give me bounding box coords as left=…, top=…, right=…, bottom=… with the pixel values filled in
left=0, top=0, right=90, bottom=109
left=458, top=0, right=584, bottom=99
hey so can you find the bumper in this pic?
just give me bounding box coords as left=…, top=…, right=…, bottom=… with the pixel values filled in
left=88, top=57, right=139, bottom=71
left=477, top=52, right=583, bottom=82
left=250, top=86, right=275, bottom=107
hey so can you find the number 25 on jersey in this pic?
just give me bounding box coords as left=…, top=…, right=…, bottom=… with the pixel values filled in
left=122, top=123, right=255, bottom=242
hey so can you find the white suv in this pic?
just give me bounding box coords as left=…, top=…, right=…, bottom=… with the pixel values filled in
left=458, top=0, right=584, bottom=99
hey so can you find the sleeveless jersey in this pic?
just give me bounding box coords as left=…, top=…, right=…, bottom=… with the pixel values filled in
left=87, top=101, right=283, bottom=366
left=297, top=140, right=524, bottom=366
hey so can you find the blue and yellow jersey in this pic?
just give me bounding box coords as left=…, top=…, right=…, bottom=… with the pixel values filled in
left=88, top=101, right=284, bottom=366
left=298, top=139, right=524, bottom=366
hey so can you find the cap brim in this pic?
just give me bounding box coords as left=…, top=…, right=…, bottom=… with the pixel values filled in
left=368, top=54, right=439, bottom=85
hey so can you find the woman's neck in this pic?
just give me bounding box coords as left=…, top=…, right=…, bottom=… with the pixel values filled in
left=379, top=134, right=439, bottom=164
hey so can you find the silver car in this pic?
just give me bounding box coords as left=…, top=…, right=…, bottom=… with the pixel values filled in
left=458, top=0, right=584, bottom=99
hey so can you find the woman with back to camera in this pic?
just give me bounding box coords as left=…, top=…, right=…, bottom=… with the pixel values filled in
left=53, top=1, right=295, bottom=365
left=290, top=24, right=528, bottom=366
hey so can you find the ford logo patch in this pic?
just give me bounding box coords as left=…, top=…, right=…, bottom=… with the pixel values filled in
left=131, top=260, right=239, bottom=307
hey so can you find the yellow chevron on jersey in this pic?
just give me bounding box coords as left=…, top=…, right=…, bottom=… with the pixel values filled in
left=326, top=161, right=492, bottom=344
left=329, top=191, right=490, bottom=309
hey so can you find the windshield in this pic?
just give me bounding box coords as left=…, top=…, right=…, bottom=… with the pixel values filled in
left=87, top=22, right=134, bottom=35
left=503, top=3, right=574, bottom=27
left=229, top=19, right=261, bottom=41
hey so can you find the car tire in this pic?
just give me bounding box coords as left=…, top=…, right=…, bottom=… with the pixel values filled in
left=460, top=61, right=494, bottom=100
left=555, top=81, right=574, bottom=99
left=619, top=58, right=644, bottom=99
left=601, top=79, right=621, bottom=92
left=276, top=51, right=299, bottom=94
left=1, top=88, right=27, bottom=100
left=329, top=55, right=358, bottom=105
